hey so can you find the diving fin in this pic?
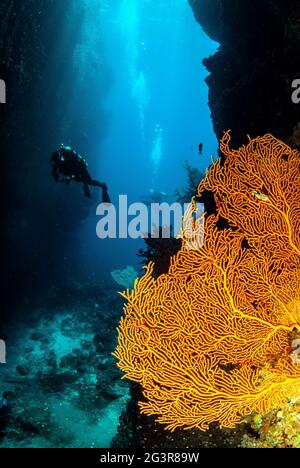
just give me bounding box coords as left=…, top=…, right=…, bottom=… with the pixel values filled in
left=101, top=184, right=111, bottom=203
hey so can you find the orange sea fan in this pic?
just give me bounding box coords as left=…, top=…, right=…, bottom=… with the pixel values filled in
left=114, top=132, right=300, bottom=431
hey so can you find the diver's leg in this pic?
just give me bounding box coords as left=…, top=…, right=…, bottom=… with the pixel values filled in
left=83, top=183, right=92, bottom=199
left=88, top=179, right=103, bottom=188
left=88, top=180, right=111, bottom=203
left=81, top=168, right=103, bottom=188
left=101, top=184, right=111, bottom=203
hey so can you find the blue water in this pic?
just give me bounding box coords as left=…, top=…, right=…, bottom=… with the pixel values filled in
left=1, top=0, right=219, bottom=448
left=62, top=0, right=218, bottom=281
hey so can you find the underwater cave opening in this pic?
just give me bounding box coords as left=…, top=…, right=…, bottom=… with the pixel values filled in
left=0, top=0, right=221, bottom=450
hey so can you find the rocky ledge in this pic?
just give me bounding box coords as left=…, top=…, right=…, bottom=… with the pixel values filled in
left=189, top=0, right=300, bottom=148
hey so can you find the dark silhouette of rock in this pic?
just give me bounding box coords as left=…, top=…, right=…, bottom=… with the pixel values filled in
left=189, top=0, right=300, bottom=147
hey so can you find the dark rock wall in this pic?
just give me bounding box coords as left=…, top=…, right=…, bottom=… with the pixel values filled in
left=0, top=0, right=78, bottom=320
left=0, top=1, right=110, bottom=322
left=189, top=0, right=300, bottom=147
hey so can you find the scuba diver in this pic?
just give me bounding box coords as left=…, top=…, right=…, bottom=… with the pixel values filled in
left=198, top=142, right=203, bottom=155
left=142, top=189, right=168, bottom=206
left=51, top=145, right=111, bottom=203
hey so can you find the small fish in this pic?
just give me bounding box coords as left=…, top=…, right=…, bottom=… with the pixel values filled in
left=252, top=190, right=270, bottom=202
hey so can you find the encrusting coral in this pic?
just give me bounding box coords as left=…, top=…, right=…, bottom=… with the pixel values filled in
left=114, top=132, right=300, bottom=432
left=242, top=398, right=300, bottom=448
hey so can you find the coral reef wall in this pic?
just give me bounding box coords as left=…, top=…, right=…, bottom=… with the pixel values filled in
left=188, top=0, right=300, bottom=147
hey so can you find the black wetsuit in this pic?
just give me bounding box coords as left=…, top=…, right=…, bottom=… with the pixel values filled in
left=51, top=147, right=110, bottom=201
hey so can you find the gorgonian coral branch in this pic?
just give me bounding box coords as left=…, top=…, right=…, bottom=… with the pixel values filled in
left=114, top=133, right=300, bottom=431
